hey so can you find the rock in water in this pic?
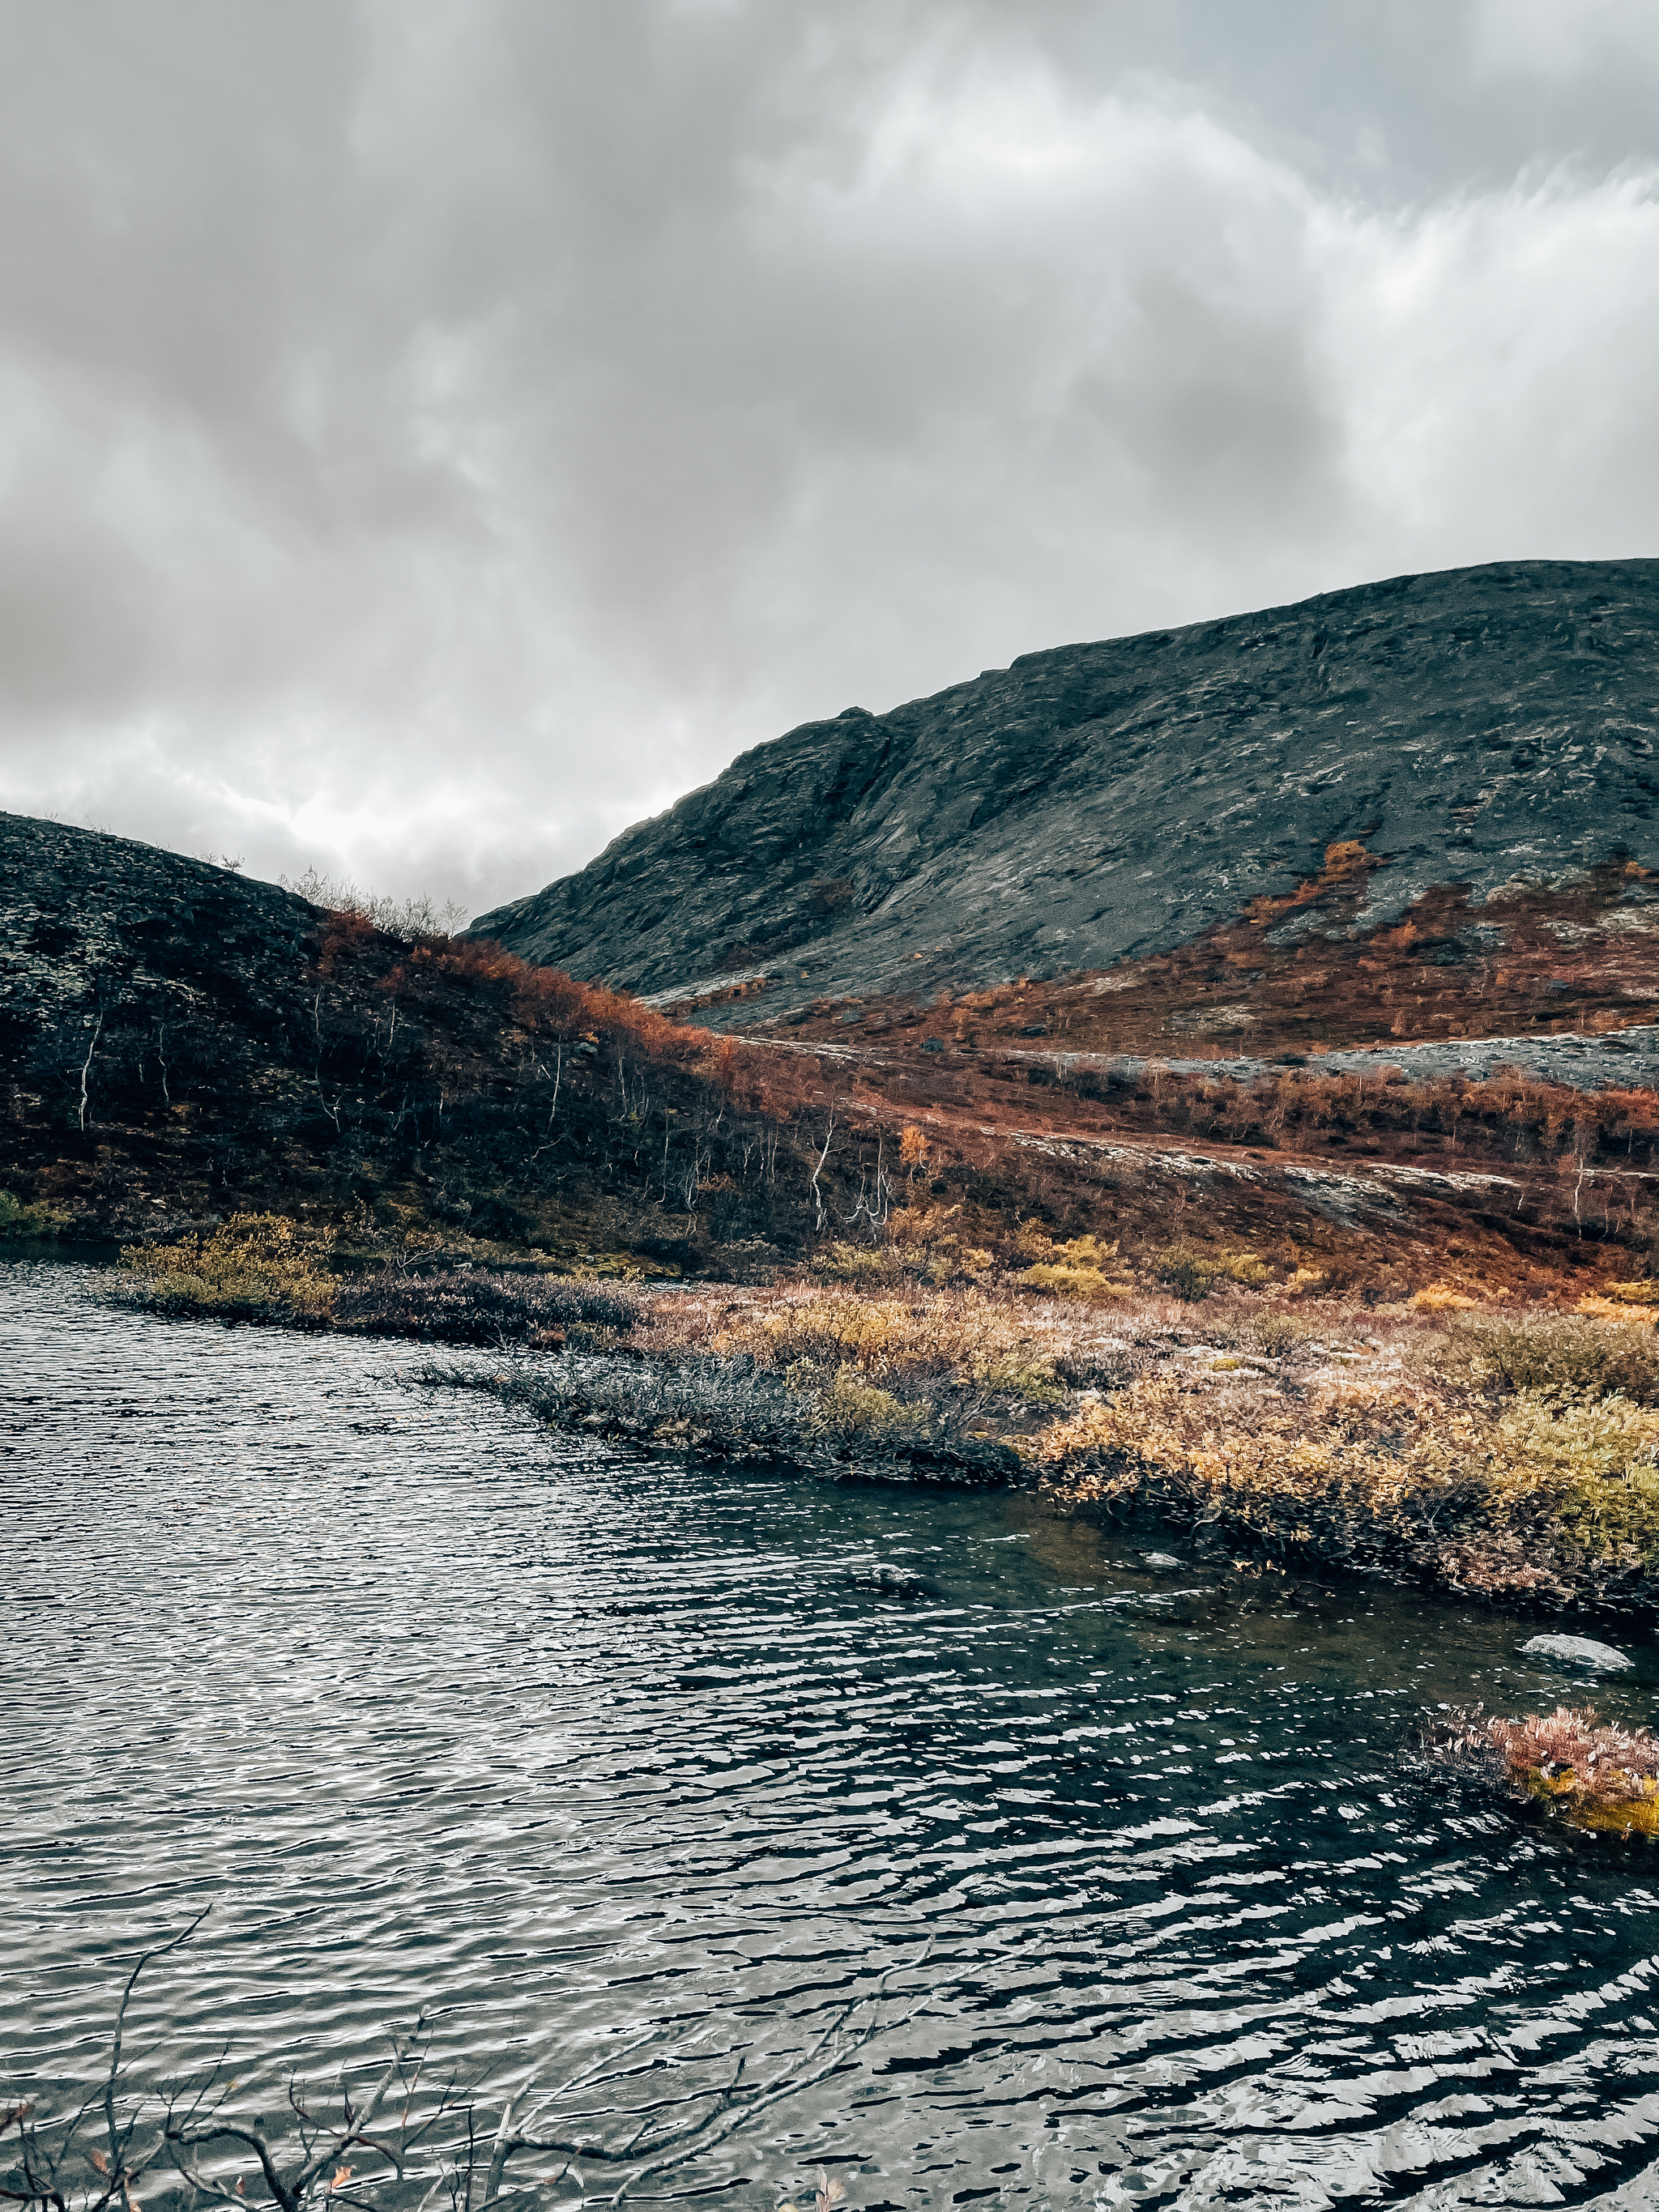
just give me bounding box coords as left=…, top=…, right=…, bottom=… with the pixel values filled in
left=1520, top=1633, right=1634, bottom=1673
left=851, top=1562, right=935, bottom=1600
left=1141, top=1553, right=1183, bottom=1571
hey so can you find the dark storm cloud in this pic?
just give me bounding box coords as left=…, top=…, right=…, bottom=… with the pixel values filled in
left=1, top=0, right=1657, bottom=915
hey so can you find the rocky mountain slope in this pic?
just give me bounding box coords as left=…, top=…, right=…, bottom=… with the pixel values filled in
left=471, top=559, right=1659, bottom=1027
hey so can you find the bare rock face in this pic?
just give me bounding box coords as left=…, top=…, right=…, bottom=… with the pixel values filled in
left=470, top=560, right=1659, bottom=1023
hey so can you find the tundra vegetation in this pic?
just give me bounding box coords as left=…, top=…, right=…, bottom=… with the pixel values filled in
left=117, top=1208, right=1659, bottom=1617
left=20, top=820, right=1659, bottom=1612
left=1416, top=1704, right=1659, bottom=1839
left=11, top=817, right=1659, bottom=1304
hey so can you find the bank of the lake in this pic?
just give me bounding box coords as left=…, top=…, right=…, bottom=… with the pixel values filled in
left=106, top=1219, right=1659, bottom=1626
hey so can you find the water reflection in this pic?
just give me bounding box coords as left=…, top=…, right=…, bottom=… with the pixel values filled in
left=6, top=1262, right=1659, bottom=2206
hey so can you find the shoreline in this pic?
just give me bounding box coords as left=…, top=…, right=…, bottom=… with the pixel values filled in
left=78, top=1221, right=1659, bottom=1637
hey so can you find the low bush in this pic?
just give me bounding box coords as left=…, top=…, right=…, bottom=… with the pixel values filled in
left=1032, top=1364, right=1659, bottom=1591
left=1019, top=1234, right=1137, bottom=1300
left=335, top=1267, right=642, bottom=1343
left=791, top=1362, right=932, bottom=1443
left=1574, top=1294, right=1653, bottom=1323
left=0, top=1187, right=68, bottom=1239
left=1243, top=1309, right=1320, bottom=1358
left=118, top=1215, right=646, bottom=1341
left=441, top=1352, right=797, bottom=1443
left=814, top=1241, right=910, bottom=1283
left=119, top=1213, right=338, bottom=1320
left=1431, top=1311, right=1659, bottom=1403
left=1148, top=1242, right=1269, bottom=1300
left=746, top=1284, right=1073, bottom=1389
left=1418, top=1705, right=1659, bottom=1837
left=968, top=1349, right=1066, bottom=1405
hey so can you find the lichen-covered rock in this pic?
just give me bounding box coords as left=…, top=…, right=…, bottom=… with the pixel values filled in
left=471, top=559, right=1659, bottom=1025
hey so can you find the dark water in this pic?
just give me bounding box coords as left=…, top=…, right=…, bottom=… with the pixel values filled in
left=8, top=1263, right=1659, bottom=2209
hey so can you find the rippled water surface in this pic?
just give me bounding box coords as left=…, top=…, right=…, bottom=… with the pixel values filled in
left=10, top=1263, right=1659, bottom=2208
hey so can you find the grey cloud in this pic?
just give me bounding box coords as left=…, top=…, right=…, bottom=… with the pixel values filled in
left=0, top=0, right=1656, bottom=920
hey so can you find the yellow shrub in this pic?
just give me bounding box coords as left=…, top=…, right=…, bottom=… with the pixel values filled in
left=815, top=1242, right=906, bottom=1283
left=121, top=1213, right=338, bottom=1320
left=1150, top=1242, right=1269, bottom=1299
left=885, top=1204, right=955, bottom=1241
left=1555, top=1466, right=1659, bottom=1566
left=759, top=1287, right=1035, bottom=1376
left=970, top=1349, right=1065, bottom=1405
left=0, top=1188, right=69, bottom=1238
left=1034, top=1362, right=1659, bottom=1574
left=1434, top=1312, right=1659, bottom=1402
left=1603, top=1279, right=1659, bottom=1306
left=1246, top=1310, right=1318, bottom=1357
left=1020, top=1235, right=1135, bottom=1300
left=1033, top=1375, right=1470, bottom=1514
left=1411, top=1282, right=1480, bottom=1312
left=791, top=1362, right=931, bottom=1441
left=1576, top=1294, right=1658, bottom=1327
left=898, top=1124, right=931, bottom=1167
left=1213, top=1250, right=1270, bottom=1287
left=1021, top=1262, right=1132, bottom=1299
left=1286, top=1266, right=1327, bottom=1297
left=1492, top=1387, right=1659, bottom=1562
left=1494, top=1389, right=1659, bottom=1483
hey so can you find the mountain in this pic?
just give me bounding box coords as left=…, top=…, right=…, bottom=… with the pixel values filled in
left=471, top=559, right=1659, bottom=1026
left=9, top=555, right=1659, bottom=1299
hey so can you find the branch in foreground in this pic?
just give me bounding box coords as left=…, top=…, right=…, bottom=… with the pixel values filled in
left=7, top=1928, right=935, bottom=2211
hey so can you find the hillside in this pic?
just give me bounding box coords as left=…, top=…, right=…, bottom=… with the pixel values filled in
left=3, top=803, right=1658, bottom=1305
left=0, top=812, right=833, bottom=1267
left=472, top=559, right=1659, bottom=1029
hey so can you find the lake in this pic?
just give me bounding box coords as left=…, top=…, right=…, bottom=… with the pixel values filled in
left=7, top=1261, right=1659, bottom=2207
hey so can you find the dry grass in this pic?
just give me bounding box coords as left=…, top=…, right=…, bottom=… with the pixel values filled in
left=1420, top=1705, right=1659, bottom=1837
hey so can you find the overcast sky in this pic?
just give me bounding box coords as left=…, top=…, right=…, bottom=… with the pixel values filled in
left=3, top=0, right=1659, bottom=919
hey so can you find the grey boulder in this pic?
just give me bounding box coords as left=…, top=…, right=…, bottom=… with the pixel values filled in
left=851, top=1562, right=935, bottom=1600
left=1520, top=1633, right=1634, bottom=1674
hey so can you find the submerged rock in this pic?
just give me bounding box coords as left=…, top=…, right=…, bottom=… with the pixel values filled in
left=1141, top=1552, right=1183, bottom=1571
left=1520, top=1633, right=1635, bottom=1674
left=851, top=1562, right=936, bottom=1600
